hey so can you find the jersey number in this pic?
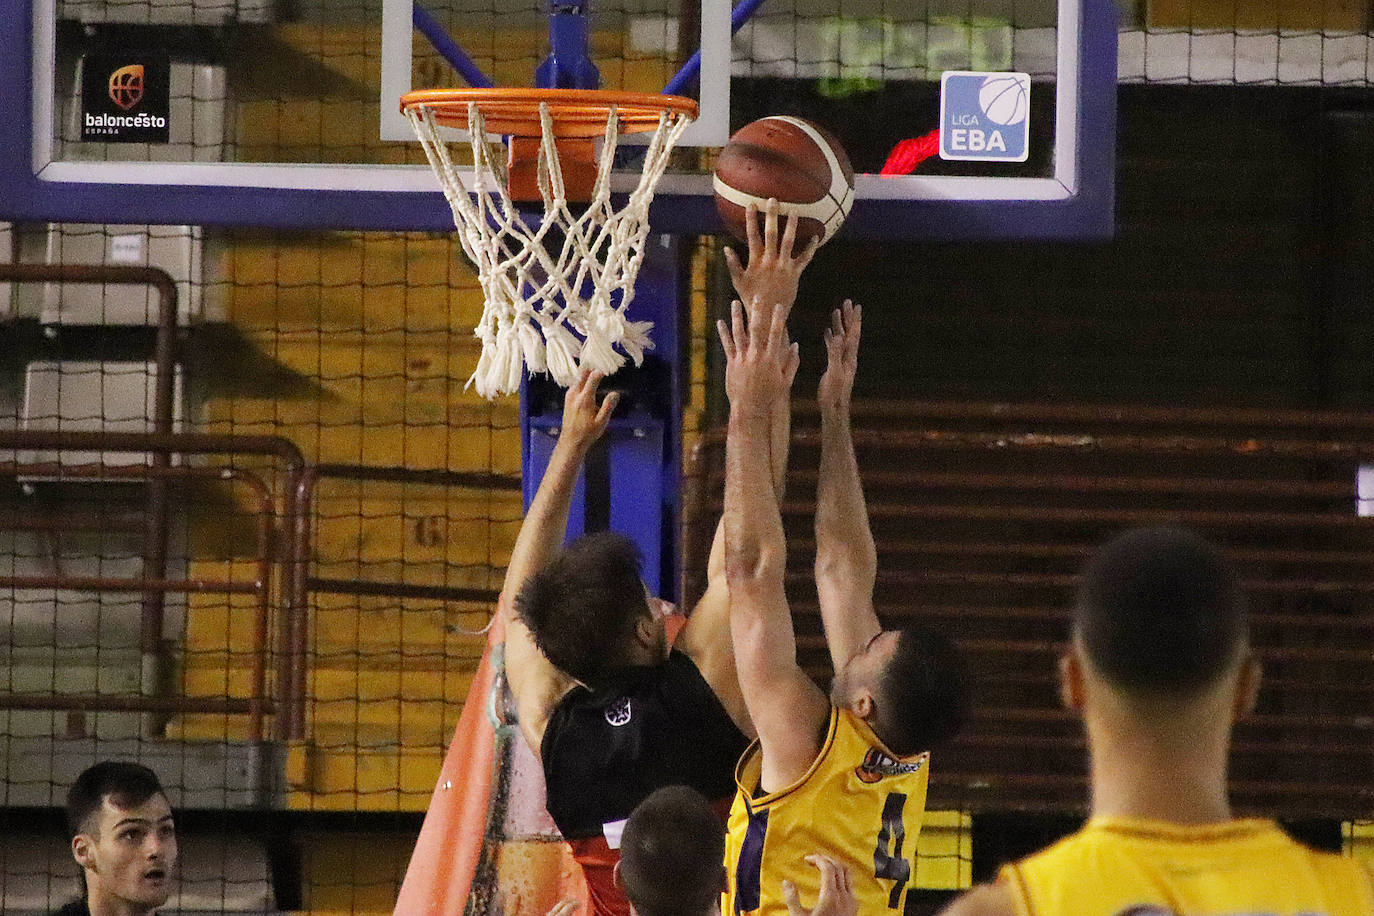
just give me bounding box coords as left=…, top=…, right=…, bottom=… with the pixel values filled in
left=873, top=792, right=913, bottom=909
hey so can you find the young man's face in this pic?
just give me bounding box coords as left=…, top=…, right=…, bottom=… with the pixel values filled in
left=74, top=793, right=177, bottom=913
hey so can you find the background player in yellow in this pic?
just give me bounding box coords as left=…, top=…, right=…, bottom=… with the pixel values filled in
left=939, top=526, right=1374, bottom=916
left=717, top=264, right=965, bottom=916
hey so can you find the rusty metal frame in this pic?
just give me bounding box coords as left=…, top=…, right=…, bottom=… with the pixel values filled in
left=1, top=264, right=183, bottom=720
left=0, top=462, right=277, bottom=742
left=0, top=429, right=308, bottom=740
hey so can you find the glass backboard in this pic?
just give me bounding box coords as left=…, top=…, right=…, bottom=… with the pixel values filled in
left=1, top=0, right=1114, bottom=238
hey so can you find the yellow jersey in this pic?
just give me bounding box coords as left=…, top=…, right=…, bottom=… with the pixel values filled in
left=723, top=707, right=930, bottom=916
left=1001, top=815, right=1374, bottom=916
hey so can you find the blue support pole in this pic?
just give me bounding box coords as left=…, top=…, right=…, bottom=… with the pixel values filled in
left=664, top=0, right=769, bottom=96
left=519, top=4, right=681, bottom=600
left=536, top=2, right=601, bottom=90
left=412, top=3, right=494, bottom=89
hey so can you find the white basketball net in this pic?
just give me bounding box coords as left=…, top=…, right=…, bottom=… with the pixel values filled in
left=406, top=102, right=694, bottom=398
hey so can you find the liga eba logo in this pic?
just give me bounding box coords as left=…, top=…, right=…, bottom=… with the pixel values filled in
left=977, top=74, right=1030, bottom=127
left=108, top=64, right=145, bottom=111
left=939, top=70, right=1030, bottom=163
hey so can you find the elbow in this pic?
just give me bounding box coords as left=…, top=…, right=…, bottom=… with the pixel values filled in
left=814, top=550, right=876, bottom=582
left=725, top=544, right=784, bottom=586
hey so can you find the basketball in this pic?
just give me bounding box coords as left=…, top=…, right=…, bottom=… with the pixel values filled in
left=713, top=116, right=856, bottom=252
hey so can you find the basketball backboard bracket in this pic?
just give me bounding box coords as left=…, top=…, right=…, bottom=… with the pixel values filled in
left=380, top=0, right=732, bottom=146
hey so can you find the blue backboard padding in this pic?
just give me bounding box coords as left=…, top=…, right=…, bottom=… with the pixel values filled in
left=517, top=239, right=684, bottom=601
left=1, top=0, right=1114, bottom=239
left=524, top=418, right=666, bottom=596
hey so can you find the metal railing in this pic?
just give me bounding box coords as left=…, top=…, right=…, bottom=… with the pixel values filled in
left=0, top=265, right=312, bottom=742
left=298, top=462, right=517, bottom=606
left=0, top=432, right=309, bottom=742
left=0, top=462, right=276, bottom=742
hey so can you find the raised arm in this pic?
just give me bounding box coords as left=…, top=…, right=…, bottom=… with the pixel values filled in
left=676, top=205, right=812, bottom=736
left=720, top=296, right=831, bottom=794
left=814, top=301, right=881, bottom=670
left=498, top=371, right=619, bottom=756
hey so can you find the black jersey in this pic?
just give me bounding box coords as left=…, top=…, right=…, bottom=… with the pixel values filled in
left=540, top=648, right=748, bottom=841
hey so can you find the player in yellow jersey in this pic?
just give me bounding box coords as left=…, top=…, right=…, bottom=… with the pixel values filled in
left=717, top=268, right=966, bottom=916
left=939, top=526, right=1374, bottom=916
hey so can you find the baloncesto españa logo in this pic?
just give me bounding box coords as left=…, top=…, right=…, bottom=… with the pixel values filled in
left=107, top=64, right=145, bottom=110
left=81, top=53, right=170, bottom=142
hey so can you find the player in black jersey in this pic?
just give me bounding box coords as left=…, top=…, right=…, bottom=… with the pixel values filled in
left=498, top=204, right=815, bottom=916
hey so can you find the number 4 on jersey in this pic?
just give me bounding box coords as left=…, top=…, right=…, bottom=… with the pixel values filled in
left=873, top=792, right=914, bottom=910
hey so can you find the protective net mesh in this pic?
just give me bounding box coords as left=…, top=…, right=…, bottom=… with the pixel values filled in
left=1, top=226, right=514, bottom=911
left=7, top=0, right=1374, bottom=911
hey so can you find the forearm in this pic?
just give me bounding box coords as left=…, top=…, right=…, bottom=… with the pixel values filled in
left=725, top=406, right=788, bottom=594
left=770, top=387, right=791, bottom=498
left=499, top=437, right=588, bottom=615
left=707, top=357, right=789, bottom=583
left=726, top=402, right=831, bottom=785
left=814, top=406, right=880, bottom=664
left=816, top=408, right=876, bottom=580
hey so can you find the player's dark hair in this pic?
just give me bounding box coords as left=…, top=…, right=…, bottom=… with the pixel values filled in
left=1075, top=526, right=1248, bottom=693
left=619, top=785, right=725, bottom=916
left=66, top=761, right=166, bottom=839
left=514, top=531, right=652, bottom=687
left=873, top=627, right=967, bottom=757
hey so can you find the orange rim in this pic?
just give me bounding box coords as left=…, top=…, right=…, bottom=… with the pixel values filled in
left=399, top=88, right=698, bottom=138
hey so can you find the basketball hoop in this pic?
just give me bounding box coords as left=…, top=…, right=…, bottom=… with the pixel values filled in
left=400, top=88, right=698, bottom=398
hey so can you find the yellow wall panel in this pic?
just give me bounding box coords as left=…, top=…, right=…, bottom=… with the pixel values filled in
left=914, top=810, right=972, bottom=890
left=292, top=745, right=445, bottom=811
left=309, top=666, right=470, bottom=705
left=299, top=829, right=414, bottom=912
left=224, top=236, right=483, bottom=333
left=309, top=594, right=490, bottom=659
left=1348, top=822, right=1374, bottom=870
left=182, top=590, right=266, bottom=655
left=312, top=492, right=517, bottom=567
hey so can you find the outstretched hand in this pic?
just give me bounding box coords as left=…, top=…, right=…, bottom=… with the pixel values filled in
left=724, top=198, right=820, bottom=321
left=817, top=300, right=861, bottom=412
left=782, top=855, right=857, bottom=916
left=718, top=296, right=800, bottom=415
left=559, top=370, right=619, bottom=449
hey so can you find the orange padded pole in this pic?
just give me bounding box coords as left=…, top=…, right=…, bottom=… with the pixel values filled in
left=393, top=620, right=502, bottom=915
